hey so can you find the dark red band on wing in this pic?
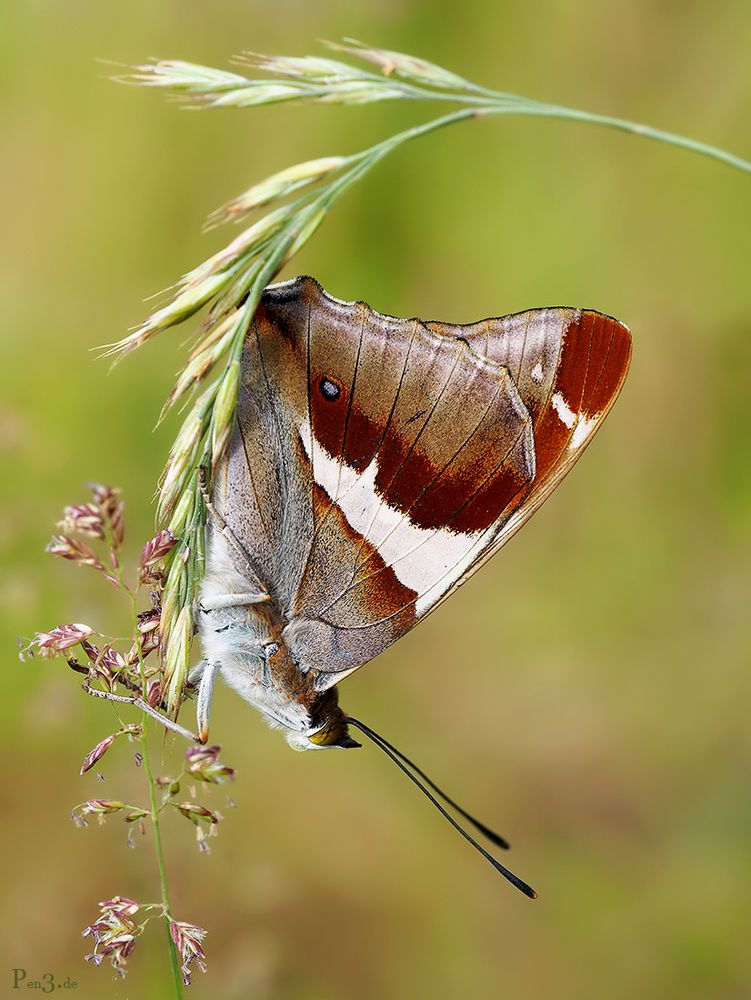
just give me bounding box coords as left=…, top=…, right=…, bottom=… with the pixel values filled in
left=310, top=371, right=351, bottom=460
left=443, top=463, right=532, bottom=535
left=585, top=317, right=632, bottom=417
left=534, top=311, right=630, bottom=484
left=344, top=404, right=387, bottom=473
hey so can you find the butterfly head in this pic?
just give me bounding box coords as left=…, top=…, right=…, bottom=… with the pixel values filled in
left=286, top=688, right=361, bottom=752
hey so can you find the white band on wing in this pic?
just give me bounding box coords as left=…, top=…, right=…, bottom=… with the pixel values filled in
left=300, top=426, right=489, bottom=616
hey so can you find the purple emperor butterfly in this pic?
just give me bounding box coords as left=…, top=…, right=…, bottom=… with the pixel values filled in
left=193, top=277, right=632, bottom=896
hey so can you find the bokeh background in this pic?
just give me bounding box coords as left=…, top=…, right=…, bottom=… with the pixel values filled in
left=1, top=2, right=750, bottom=998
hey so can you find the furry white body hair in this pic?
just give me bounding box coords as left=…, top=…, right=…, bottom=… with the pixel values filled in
left=195, top=529, right=318, bottom=750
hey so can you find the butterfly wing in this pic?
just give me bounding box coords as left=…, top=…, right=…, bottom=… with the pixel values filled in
left=214, top=276, right=631, bottom=689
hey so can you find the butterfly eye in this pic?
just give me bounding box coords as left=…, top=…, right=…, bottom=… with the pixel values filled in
left=319, top=376, right=341, bottom=402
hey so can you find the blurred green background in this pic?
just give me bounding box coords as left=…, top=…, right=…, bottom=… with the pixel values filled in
left=1, top=1, right=750, bottom=998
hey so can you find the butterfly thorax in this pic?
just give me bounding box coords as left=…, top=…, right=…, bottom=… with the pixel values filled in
left=198, top=527, right=354, bottom=750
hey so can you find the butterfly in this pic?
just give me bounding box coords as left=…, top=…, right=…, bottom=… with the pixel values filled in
left=192, top=276, right=631, bottom=895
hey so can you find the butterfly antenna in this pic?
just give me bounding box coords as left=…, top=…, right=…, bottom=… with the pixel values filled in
left=349, top=717, right=511, bottom=849
left=346, top=717, right=537, bottom=899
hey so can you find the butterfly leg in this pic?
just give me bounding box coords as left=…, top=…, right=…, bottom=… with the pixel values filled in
left=199, top=592, right=269, bottom=612
left=81, top=682, right=200, bottom=742
left=195, top=658, right=221, bottom=744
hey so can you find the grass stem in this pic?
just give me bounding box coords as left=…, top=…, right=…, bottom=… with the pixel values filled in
left=130, top=593, right=185, bottom=999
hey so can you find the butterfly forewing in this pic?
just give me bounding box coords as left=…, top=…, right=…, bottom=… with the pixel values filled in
left=215, top=277, right=631, bottom=689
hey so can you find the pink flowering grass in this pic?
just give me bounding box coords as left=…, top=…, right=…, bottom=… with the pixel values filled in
left=22, top=485, right=236, bottom=993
